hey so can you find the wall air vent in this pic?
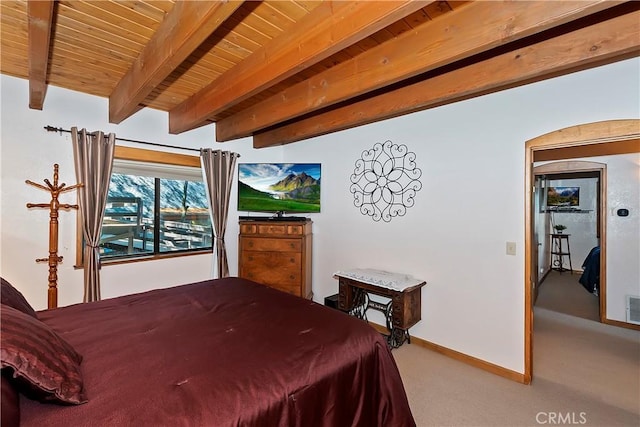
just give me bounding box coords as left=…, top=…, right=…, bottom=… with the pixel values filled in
left=626, top=295, right=640, bottom=325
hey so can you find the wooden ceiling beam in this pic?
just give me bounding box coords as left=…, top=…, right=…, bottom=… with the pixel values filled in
left=252, top=11, right=640, bottom=148
left=108, top=1, right=243, bottom=124
left=28, top=0, right=54, bottom=110
left=216, top=0, right=620, bottom=142
left=168, top=0, right=432, bottom=135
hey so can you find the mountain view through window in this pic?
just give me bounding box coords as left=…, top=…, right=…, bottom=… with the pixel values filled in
left=100, top=173, right=212, bottom=259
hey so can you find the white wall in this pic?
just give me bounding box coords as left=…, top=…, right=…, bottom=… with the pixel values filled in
left=2, top=57, right=638, bottom=374
left=281, top=57, right=639, bottom=370
left=600, top=154, right=640, bottom=321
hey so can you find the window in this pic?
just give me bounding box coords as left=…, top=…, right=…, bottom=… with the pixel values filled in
left=76, top=147, right=212, bottom=265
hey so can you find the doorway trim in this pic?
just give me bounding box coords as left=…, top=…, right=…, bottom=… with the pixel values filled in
left=523, top=119, right=640, bottom=384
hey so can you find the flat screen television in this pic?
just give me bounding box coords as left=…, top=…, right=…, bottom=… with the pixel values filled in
left=547, top=186, right=580, bottom=207
left=237, top=163, right=321, bottom=214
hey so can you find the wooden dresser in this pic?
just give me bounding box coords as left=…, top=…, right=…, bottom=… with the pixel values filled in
left=238, top=219, right=312, bottom=299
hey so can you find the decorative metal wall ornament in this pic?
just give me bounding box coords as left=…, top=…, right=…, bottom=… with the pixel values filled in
left=350, top=140, right=422, bottom=222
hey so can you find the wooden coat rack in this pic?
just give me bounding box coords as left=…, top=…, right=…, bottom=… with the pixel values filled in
left=26, top=164, right=82, bottom=309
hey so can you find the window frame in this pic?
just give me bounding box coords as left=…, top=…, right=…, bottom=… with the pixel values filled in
left=75, top=146, right=212, bottom=267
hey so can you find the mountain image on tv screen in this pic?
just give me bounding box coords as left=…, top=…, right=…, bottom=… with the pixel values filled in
left=547, top=186, right=580, bottom=207
left=238, top=163, right=321, bottom=213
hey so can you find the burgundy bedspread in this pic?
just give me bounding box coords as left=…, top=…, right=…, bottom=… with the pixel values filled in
left=20, top=277, right=415, bottom=426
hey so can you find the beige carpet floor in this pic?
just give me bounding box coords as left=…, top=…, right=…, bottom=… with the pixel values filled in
left=535, top=270, right=600, bottom=322
left=392, top=308, right=640, bottom=426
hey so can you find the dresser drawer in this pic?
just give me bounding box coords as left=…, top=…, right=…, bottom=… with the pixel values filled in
left=267, top=281, right=302, bottom=297
left=241, top=252, right=301, bottom=273
left=241, top=253, right=302, bottom=285
left=257, top=224, right=287, bottom=235
left=287, top=225, right=304, bottom=235
left=240, top=223, right=257, bottom=234
left=242, top=237, right=301, bottom=252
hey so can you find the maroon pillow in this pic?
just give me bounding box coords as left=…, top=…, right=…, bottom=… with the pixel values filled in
left=1, top=371, right=19, bottom=427
left=0, top=304, right=87, bottom=405
left=1, top=277, right=38, bottom=319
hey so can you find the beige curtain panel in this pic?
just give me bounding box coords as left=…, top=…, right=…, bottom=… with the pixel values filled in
left=72, top=127, right=115, bottom=302
left=200, top=149, right=240, bottom=278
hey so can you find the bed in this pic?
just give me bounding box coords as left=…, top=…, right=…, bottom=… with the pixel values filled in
left=579, top=246, right=600, bottom=295
left=1, top=277, right=415, bottom=427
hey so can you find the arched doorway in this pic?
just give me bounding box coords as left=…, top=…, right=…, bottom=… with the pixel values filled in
left=523, top=119, right=640, bottom=383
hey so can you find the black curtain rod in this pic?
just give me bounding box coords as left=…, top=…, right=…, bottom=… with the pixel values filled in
left=44, top=125, right=201, bottom=153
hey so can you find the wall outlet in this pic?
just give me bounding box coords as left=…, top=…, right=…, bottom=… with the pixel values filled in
left=506, top=241, right=516, bottom=256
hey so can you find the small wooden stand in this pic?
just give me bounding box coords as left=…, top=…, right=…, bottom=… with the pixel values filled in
left=550, top=233, right=573, bottom=274
left=26, top=164, right=82, bottom=309
left=336, top=275, right=425, bottom=348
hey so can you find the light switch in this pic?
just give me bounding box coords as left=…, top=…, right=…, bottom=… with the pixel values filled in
left=506, top=242, right=516, bottom=256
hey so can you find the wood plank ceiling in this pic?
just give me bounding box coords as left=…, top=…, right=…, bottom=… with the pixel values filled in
left=1, top=1, right=638, bottom=148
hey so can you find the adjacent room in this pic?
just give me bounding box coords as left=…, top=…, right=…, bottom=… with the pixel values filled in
left=1, top=1, right=638, bottom=426
left=534, top=171, right=602, bottom=322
